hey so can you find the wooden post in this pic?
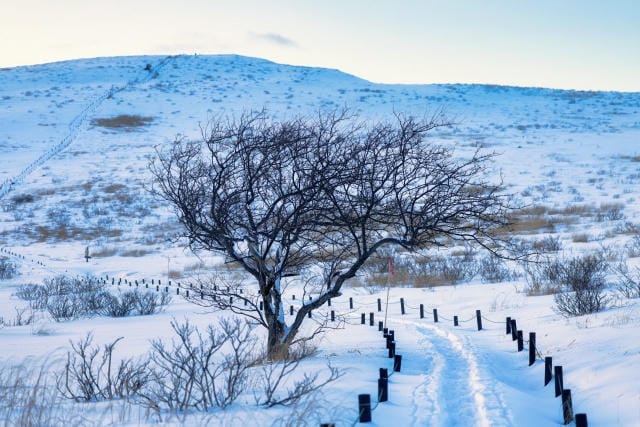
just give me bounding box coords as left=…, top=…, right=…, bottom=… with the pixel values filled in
left=388, top=342, right=395, bottom=358
left=562, top=389, right=574, bottom=425
left=307, top=310, right=312, bottom=318
left=349, top=297, right=354, bottom=310
left=506, top=316, right=511, bottom=334
left=328, top=298, right=331, bottom=307
left=259, top=301, right=264, bottom=310
left=378, top=377, right=388, bottom=402
left=290, top=305, right=294, bottom=315
left=419, top=304, right=424, bottom=319
left=511, top=319, right=518, bottom=341
left=400, top=298, right=405, bottom=315
left=517, top=330, right=523, bottom=352
left=331, top=310, right=335, bottom=322
left=361, top=313, right=366, bottom=324
left=454, top=315, right=459, bottom=326
left=378, top=321, right=383, bottom=331
left=433, top=308, right=438, bottom=323
left=554, top=366, right=563, bottom=398
left=529, top=332, right=536, bottom=366
left=358, top=394, right=372, bottom=423
left=393, top=354, right=402, bottom=372
left=575, top=413, right=588, bottom=427
left=544, top=356, right=553, bottom=386
left=377, top=298, right=382, bottom=312
left=369, top=312, right=374, bottom=326
left=379, top=368, right=388, bottom=379
left=476, top=310, right=482, bottom=330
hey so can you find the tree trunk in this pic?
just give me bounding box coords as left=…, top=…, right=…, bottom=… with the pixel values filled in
left=263, top=278, right=288, bottom=359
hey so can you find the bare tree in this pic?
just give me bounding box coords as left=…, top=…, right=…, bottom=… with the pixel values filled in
left=150, top=110, right=510, bottom=357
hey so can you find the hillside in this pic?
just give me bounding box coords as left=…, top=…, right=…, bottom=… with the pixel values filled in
left=1, top=55, right=639, bottom=426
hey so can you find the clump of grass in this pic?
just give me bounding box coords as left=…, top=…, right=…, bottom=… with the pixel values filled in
left=92, top=114, right=153, bottom=131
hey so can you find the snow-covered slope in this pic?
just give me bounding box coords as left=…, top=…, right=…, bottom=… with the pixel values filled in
left=1, top=55, right=639, bottom=426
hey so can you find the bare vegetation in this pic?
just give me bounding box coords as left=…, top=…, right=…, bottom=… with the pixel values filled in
left=0, top=255, right=18, bottom=279
left=91, top=114, right=153, bottom=130
left=553, top=254, right=609, bottom=316
left=14, top=275, right=170, bottom=321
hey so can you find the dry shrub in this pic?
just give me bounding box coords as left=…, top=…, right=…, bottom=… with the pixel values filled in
left=90, top=246, right=118, bottom=258
left=549, top=204, right=593, bottom=216
left=92, top=114, right=153, bottom=130
left=119, top=248, right=153, bottom=257
left=572, top=233, right=590, bottom=243
left=553, top=254, right=609, bottom=317
left=103, top=183, right=127, bottom=194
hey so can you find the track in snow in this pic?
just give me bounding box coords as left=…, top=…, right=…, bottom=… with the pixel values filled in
left=377, top=317, right=513, bottom=427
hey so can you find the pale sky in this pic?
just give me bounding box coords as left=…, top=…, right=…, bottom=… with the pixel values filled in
left=1, top=0, right=638, bottom=91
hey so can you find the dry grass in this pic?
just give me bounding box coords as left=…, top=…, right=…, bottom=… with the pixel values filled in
left=103, top=183, right=127, bottom=194
left=119, top=248, right=154, bottom=257
left=27, top=225, right=122, bottom=243
left=549, top=204, right=593, bottom=216
left=90, top=246, right=119, bottom=258
left=91, top=114, right=153, bottom=130
left=572, top=233, right=590, bottom=243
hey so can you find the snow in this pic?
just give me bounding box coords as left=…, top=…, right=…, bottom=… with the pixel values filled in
left=1, top=54, right=640, bottom=426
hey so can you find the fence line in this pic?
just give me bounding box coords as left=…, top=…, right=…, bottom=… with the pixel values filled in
left=0, top=55, right=179, bottom=200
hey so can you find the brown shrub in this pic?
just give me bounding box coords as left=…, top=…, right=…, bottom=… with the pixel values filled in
left=91, top=114, right=153, bottom=130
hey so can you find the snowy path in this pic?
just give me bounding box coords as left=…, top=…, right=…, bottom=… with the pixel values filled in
left=0, top=55, right=178, bottom=200
left=373, top=317, right=513, bottom=427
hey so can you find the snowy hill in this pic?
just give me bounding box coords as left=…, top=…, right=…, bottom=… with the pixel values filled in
left=1, top=55, right=639, bottom=426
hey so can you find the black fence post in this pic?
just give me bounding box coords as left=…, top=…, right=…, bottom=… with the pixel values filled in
left=331, top=310, right=335, bottom=322
left=328, top=298, right=331, bottom=307
left=393, top=354, right=402, bottom=372
left=511, top=319, right=518, bottom=341
left=454, top=315, right=459, bottom=327
left=377, top=298, right=382, bottom=312
left=361, top=313, right=366, bottom=324
left=259, top=301, right=263, bottom=310
left=388, top=342, right=395, bottom=358
left=554, top=366, right=564, bottom=398
left=307, top=310, right=312, bottom=318
left=358, top=394, right=372, bottom=423
left=529, top=332, right=536, bottom=366
left=419, top=304, right=424, bottom=319
left=379, top=368, right=388, bottom=379
left=517, top=330, right=523, bottom=352
left=290, top=305, right=294, bottom=315
left=378, top=321, right=383, bottom=331
left=369, top=312, right=374, bottom=326
left=575, top=413, right=588, bottom=427
left=378, top=377, right=388, bottom=402
left=476, top=310, right=482, bottom=331
left=506, top=316, right=511, bottom=334
left=562, top=389, right=574, bottom=425
left=349, top=297, right=354, bottom=310
left=433, top=308, right=438, bottom=323
left=544, top=356, right=553, bottom=386
left=400, top=298, right=405, bottom=315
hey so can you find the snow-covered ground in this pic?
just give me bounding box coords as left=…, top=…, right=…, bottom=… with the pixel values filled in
left=1, top=54, right=639, bottom=426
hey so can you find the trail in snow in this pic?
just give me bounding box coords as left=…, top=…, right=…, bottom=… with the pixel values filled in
left=0, top=55, right=178, bottom=200
left=381, top=317, right=513, bottom=427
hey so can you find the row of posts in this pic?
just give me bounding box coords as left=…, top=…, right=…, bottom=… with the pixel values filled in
left=506, top=316, right=588, bottom=426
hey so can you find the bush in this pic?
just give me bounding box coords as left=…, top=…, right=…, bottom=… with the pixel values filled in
left=15, top=275, right=170, bottom=321
left=553, top=254, right=609, bottom=316
left=0, top=256, right=18, bottom=279
left=141, top=318, right=256, bottom=412
left=478, top=254, right=515, bottom=283
left=56, top=334, right=150, bottom=401
left=614, top=262, right=640, bottom=299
